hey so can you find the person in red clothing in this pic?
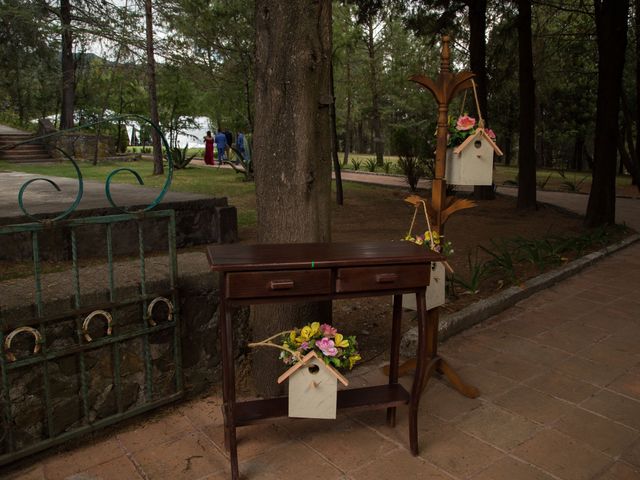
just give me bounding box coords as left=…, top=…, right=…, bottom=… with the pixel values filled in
left=203, top=130, right=215, bottom=165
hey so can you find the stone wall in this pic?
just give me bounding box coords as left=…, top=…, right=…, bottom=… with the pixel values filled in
left=0, top=266, right=249, bottom=454
left=37, top=119, right=117, bottom=160
left=0, top=198, right=238, bottom=262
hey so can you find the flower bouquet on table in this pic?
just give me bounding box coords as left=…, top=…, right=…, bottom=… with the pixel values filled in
left=280, top=322, right=361, bottom=370
left=250, top=321, right=361, bottom=372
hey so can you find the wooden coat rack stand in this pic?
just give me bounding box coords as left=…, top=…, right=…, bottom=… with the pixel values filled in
left=396, top=35, right=480, bottom=399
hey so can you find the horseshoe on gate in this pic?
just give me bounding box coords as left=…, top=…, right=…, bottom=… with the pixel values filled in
left=3, top=326, right=42, bottom=362
left=146, top=297, right=174, bottom=327
left=82, top=310, right=113, bottom=342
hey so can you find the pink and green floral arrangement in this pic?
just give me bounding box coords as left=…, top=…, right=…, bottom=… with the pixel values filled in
left=278, top=322, right=361, bottom=371
left=447, top=114, right=496, bottom=148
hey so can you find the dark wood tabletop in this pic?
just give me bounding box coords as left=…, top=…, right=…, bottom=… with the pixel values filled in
left=207, top=241, right=444, bottom=272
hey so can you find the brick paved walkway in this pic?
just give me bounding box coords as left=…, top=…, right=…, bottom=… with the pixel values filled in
left=5, top=241, right=640, bottom=479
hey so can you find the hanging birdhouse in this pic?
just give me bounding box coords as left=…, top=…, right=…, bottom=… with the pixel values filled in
left=446, top=128, right=503, bottom=186
left=277, top=351, right=349, bottom=419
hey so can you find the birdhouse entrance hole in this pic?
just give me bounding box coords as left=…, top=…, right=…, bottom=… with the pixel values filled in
left=308, top=364, right=320, bottom=374
left=474, top=140, right=482, bottom=148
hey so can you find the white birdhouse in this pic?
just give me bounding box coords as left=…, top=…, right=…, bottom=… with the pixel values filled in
left=277, top=351, right=349, bottom=419
left=402, top=261, right=446, bottom=311
left=446, top=128, right=503, bottom=186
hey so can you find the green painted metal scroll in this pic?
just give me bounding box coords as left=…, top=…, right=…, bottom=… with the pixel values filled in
left=0, top=116, right=183, bottom=466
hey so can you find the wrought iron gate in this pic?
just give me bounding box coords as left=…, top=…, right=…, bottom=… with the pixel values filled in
left=0, top=116, right=183, bottom=465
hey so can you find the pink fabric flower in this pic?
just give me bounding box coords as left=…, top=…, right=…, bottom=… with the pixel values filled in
left=485, top=128, right=496, bottom=140
left=456, top=115, right=476, bottom=131
left=316, top=337, right=338, bottom=356
left=320, top=323, right=337, bottom=337
left=299, top=341, right=310, bottom=351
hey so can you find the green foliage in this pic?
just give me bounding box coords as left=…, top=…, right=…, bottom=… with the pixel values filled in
left=558, top=170, right=588, bottom=192
left=480, top=240, right=518, bottom=285
left=351, top=160, right=361, bottom=171
left=397, top=156, right=428, bottom=192
left=364, top=158, right=377, bottom=172
left=168, top=144, right=197, bottom=170
left=451, top=249, right=490, bottom=294
left=383, top=161, right=393, bottom=174
left=537, top=173, right=552, bottom=190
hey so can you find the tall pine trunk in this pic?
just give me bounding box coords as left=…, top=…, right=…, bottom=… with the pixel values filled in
left=585, top=0, right=629, bottom=226
left=517, top=0, right=537, bottom=210
left=635, top=0, right=640, bottom=186
left=60, top=0, right=74, bottom=130
left=366, top=20, right=384, bottom=166
left=469, top=0, right=494, bottom=200
left=251, top=0, right=333, bottom=396
left=144, top=0, right=163, bottom=175
left=343, top=45, right=353, bottom=166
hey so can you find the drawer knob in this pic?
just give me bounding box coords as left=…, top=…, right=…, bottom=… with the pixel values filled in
left=269, top=280, right=295, bottom=290
left=376, top=273, right=398, bottom=283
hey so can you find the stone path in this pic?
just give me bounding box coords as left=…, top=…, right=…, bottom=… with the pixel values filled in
left=3, top=171, right=640, bottom=480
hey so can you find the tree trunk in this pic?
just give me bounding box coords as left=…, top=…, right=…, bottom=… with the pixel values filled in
left=60, top=0, right=74, bottom=130
left=468, top=0, right=494, bottom=200
left=636, top=0, right=640, bottom=185
left=366, top=20, right=384, bottom=166
left=342, top=46, right=353, bottom=166
left=252, top=0, right=333, bottom=397
left=517, top=0, right=537, bottom=210
left=585, top=0, right=629, bottom=227
left=144, top=0, right=163, bottom=175
left=330, top=57, right=344, bottom=205
left=571, top=134, right=585, bottom=171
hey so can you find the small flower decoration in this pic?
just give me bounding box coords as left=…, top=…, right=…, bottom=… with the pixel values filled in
left=279, top=323, right=360, bottom=371
left=456, top=114, right=476, bottom=131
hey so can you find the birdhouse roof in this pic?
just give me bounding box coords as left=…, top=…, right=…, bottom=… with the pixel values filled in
left=277, top=351, right=349, bottom=386
left=453, top=128, right=503, bottom=156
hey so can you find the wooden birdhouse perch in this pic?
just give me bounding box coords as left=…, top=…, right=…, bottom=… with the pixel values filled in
left=277, top=351, right=349, bottom=419
left=447, top=128, right=503, bottom=186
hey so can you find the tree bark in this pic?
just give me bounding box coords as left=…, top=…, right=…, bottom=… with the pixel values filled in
left=252, top=0, right=333, bottom=397
left=585, top=0, right=629, bottom=227
left=366, top=19, right=384, bottom=166
left=342, top=45, right=353, bottom=166
left=517, top=0, right=537, bottom=210
left=330, top=57, right=344, bottom=205
left=144, top=0, right=163, bottom=175
left=60, top=0, right=74, bottom=130
left=468, top=0, right=494, bottom=200
left=636, top=0, right=640, bottom=185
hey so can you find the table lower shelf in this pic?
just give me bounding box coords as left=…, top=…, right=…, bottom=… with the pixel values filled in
left=234, top=384, right=410, bottom=426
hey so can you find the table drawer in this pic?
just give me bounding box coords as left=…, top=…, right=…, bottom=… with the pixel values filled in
left=335, top=264, right=430, bottom=293
left=226, top=269, right=332, bottom=299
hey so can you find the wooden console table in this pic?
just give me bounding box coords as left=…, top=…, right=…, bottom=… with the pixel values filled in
left=207, top=241, right=443, bottom=479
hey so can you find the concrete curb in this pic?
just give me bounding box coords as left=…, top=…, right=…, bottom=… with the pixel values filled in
left=400, top=233, right=640, bottom=353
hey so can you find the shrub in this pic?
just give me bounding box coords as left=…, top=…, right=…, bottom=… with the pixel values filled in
left=397, top=156, right=428, bottom=191
left=168, top=144, right=197, bottom=169
left=351, top=159, right=361, bottom=171
left=364, top=158, right=377, bottom=172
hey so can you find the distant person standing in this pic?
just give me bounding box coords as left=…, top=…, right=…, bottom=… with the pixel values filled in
left=203, top=130, right=215, bottom=166
left=236, top=131, right=245, bottom=159
left=224, top=129, right=234, bottom=159
left=215, top=128, right=227, bottom=165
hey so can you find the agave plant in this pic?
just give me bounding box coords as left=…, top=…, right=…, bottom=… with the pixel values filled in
left=169, top=144, right=197, bottom=169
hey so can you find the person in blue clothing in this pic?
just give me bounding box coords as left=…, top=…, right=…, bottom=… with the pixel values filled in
left=214, top=128, right=227, bottom=165
left=236, top=132, right=245, bottom=156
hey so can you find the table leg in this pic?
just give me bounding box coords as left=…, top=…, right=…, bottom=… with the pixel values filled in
left=386, top=294, right=403, bottom=427
left=409, top=289, right=431, bottom=455
left=218, top=286, right=239, bottom=479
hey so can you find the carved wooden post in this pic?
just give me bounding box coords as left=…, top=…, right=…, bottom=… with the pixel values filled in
left=407, top=35, right=480, bottom=399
